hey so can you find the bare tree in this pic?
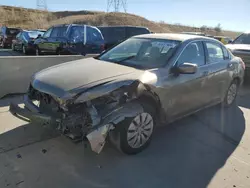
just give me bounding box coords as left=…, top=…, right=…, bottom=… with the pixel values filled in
left=214, top=23, right=222, bottom=33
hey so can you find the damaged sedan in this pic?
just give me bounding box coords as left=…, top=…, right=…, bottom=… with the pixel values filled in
left=10, top=33, right=245, bottom=155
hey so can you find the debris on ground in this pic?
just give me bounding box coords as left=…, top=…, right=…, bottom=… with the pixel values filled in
left=41, top=149, right=47, bottom=154
left=97, top=165, right=102, bottom=169
left=16, top=181, right=24, bottom=186
left=16, top=153, right=22, bottom=159
left=234, top=168, right=238, bottom=172
left=233, top=185, right=236, bottom=187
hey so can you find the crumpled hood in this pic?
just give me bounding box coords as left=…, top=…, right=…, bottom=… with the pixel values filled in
left=31, top=58, right=140, bottom=98
left=226, top=44, right=250, bottom=51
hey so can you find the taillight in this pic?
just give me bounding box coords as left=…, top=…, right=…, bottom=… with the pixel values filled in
left=239, top=58, right=245, bottom=70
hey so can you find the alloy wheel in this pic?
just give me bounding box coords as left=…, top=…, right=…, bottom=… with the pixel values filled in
left=127, top=112, right=154, bottom=149
left=227, top=83, right=237, bottom=105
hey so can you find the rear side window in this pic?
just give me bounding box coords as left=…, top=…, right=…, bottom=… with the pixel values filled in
left=222, top=46, right=229, bottom=60
left=127, top=27, right=150, bottom=38
left=6, top=28, right=20, bottom=36
left=87, top=27, right=103, bottom=42
left=205, top=42, right=224, bottom=63
left=50, top=27, right=67, bottom=37
left=69, top=26, right=85, bottom=42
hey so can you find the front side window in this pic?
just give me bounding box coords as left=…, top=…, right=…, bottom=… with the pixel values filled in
left=233, top=33, right=250, bottom=44
left=205, top=42, right=224, bottom=63
left=177, top=41, right=205, bottom=66
left=43, top=28, right=53, bottom=38
left=50, top=26, right=67, bottom=37
left=99, top=37, right=180, bottom=69
left=16, top=32, right=21, bottom=38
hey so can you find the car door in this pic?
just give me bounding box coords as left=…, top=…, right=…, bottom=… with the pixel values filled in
left=86, top=26, right=105, bottom=54
left=49, top=26, right=68, bottom=54
left=203, top=41, right=231, bottom=102
left=162, top=41, right=209, bottom=118
left=13, top=32, right=21, bottom=50
left=39, top=27, right=53, bottom=52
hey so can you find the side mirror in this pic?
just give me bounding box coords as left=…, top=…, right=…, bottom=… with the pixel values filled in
left=177, top=62, right=197, bottom=74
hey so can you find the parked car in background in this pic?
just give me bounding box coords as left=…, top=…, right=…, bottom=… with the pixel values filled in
left=181, top=32, right=206, bottom=36
left=0, top=26, right=21, bottom=48
left=226, top=32, right=250, bottom=77
left=214, top=36, right=232, bottom=44
left=98, top=26, right=151, bottom=49
left=34, top=24, right=105, bottom=55
left=12, top=30, right=45, bottom=54
left=10, top=34, right=244, bottom=155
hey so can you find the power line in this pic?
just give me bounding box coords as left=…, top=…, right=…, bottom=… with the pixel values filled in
left=107, top=0, right=127, bottom=12
left=36, top=0, right=47, bottom=10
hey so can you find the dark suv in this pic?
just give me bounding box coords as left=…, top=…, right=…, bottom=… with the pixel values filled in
left=98, top=26, right=151, bottom=49
left=34, top=24, right=105, bottom=55
left=0, top=26, right=21, bottom=48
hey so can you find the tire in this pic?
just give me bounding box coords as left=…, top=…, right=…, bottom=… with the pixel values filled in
left=110, top=102, right=156, bottom=155
left=22, top=45, right=27, bottom=55
left=35, top=47, right=40, bottom=56
left=12, top=44, right=15, bottom=51
left=56, top=48, right=61, bottom=55
left=223, top=80, right=239, bottom=107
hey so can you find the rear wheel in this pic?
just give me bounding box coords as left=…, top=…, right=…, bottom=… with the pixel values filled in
left=35, top=47, right=40, bottom=56
left=223, top=80, right=239, bottom=107
left=22, top=45, right=27, bottom=54
left=12, top=44, right=15, bottom=51
left=110, top=102, right=156, bottom=155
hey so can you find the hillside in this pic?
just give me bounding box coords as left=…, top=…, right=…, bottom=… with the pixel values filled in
left=0, top=5, right=241, bottom=38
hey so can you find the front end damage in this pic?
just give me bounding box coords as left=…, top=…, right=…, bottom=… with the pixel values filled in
left=10, top=81, right=145, bottom=154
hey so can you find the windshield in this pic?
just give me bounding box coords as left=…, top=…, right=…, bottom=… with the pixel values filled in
left=233, top=33, right=250, bottom=44
left=27, top=31, right=45, bottom=38
left=98, top=38, right=180, bottom=69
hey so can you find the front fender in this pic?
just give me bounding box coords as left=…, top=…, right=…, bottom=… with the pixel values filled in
left=74, top=79, right=135, bottom=103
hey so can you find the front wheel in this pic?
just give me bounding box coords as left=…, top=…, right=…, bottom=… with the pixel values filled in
left=110, top=103, right=155, bottom=155
left=223, top=80, right=239, bottom=107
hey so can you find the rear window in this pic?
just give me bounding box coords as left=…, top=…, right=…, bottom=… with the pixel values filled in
left=6, top=28, right=20, bottom=35
left=27, top=31, right=45, bottom=39
left=127, top=27, right=150, bottom=38
left=50, top=26, right=67, bottom=37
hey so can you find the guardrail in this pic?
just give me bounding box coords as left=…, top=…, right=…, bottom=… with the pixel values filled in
left=0, top=54, right=97, bottom=98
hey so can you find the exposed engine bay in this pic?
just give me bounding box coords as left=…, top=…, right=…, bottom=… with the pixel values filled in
left=27, top=82, right=145, bottom=153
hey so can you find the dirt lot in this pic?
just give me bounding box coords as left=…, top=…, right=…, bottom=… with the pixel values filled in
left=0, top=87, right=250, bottom=188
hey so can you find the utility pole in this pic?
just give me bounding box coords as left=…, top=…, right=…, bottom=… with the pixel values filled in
left=37, top=0, right=48, bottom=10
left=107, top=0, right=127, bottom=12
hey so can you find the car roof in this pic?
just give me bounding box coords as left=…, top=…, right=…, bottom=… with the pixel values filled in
left=98, top=25, right=149, bottom=29
left=133, top=33, right=217, bottom=42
